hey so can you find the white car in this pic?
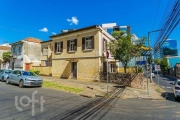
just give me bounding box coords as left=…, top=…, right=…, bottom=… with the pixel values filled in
left=151, top=73, right=155, bottom=78
left=146, top=73, right=155, bottom=78
left=171, top=79, right=180, bottom=101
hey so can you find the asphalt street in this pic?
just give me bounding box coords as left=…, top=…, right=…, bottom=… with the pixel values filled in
left=0, top=80, right=180, bottom=120
left=152, top=74, right=177, bottom=101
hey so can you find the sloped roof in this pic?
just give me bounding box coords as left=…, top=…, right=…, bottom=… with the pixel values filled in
left=0, top=46, right=11, bottom=50
left=24, top=37, right=42, bottom=43
left=50, top=25, right=99, bottom=38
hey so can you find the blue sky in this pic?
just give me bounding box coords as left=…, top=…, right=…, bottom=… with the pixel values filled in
left=0, top=0, right=179, bottom=52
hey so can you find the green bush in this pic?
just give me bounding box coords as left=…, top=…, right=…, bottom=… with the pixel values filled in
left=29, top=70, right=40, bottom=75
left=138, top=67, right=143, bottom=73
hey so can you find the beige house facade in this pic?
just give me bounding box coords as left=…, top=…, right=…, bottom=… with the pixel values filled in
left=10, top=37, right=42, bottom=70
left=40, top=25, right=117, bottom=81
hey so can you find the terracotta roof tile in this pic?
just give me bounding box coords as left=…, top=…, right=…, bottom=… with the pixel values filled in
left=0, top=46, right=11, bottom=50
left=24, top=37, right=42, bottom=43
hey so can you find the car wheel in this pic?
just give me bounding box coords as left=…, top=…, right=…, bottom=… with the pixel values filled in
left=19, top=80, right=24, bottom=88
left=2, top=77, right=4, bottom=82
left=6, top=78, right=10, bottom=84
left=175, top=96, right=179, bottom=101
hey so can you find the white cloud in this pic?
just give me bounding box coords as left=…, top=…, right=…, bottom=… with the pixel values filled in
left=52, top=32, right=56, bottom=35
left=67, top=16, right=79, bottom=25
left=39, top=27, right=48, bottom=32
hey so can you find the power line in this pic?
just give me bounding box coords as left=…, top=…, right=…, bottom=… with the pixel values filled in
left=153, top=0, right=180, bottom=52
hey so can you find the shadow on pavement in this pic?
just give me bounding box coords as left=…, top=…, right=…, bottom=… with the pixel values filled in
left=161, top=92, right=180, bottom=103
left=50, top=86, right=126, bottom=120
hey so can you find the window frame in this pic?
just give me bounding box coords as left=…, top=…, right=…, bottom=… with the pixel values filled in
left=82, top=36, right=94, bottom=51
left=85, top=36, right=93, bottom=50
left=55, top=41, right=63, bottom=53
left=19, top=46, right=22, bottom=54
left=69, top=39, right=75, bottom=52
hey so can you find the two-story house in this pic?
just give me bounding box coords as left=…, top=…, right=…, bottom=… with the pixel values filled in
left=10, top=37, right=42, bottom=70
left=40, top=25, right=118, bottom=81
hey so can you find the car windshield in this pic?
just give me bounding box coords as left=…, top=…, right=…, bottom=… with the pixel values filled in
left=22, top=71, right=37, bottom=76
left=4, top=70, right=12, bottom=74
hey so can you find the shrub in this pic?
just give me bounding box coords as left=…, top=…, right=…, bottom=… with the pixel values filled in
left=138, top=67, right=143, bottom=73
left=29, top=70, right=40, bottom=75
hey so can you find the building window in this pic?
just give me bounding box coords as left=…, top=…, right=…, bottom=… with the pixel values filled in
left=103, top=39, right=107, bottom=51
left=13, top=47, right=15, bottom=54
left=67, top=39, right=77, bottom=52
left=85, top=37, right=92, bottom=49
left=82, top=36, right=94, bottom=50
left=55, top=41, right=63, bottom=53
left=19, top=47, right=21, bottom=54
left=70, top=40, right=75, bottom=51
left=110, top=63, right=116, bottom=72
left=57, top=42, right=61, bottom=52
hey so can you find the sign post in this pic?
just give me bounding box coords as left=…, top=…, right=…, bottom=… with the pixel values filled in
left=106, top=51, right=109, bottom=95
left=155, top=65, right=160, bottom=88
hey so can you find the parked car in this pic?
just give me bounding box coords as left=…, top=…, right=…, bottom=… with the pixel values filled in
left=146, top=73, right=155, bottom=78
left=6, top=70, right=43, bottom=88
left=171, top=79, right=180, bottom=101
left=0, top=69, right=12, bottom=82
left=151, top=73, right=155, bottom=78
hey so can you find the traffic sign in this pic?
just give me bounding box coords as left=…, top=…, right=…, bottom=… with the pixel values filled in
left=155, top=65, right=160, bottom=71
left=106, top=51, right=109, bottom=58
left=136, top=61, right=146, bottom=65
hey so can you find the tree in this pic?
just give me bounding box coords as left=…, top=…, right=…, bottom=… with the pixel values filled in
left=109, top=31, right=145, bottom=73
left=2, top=52, right=11, bottom=62
left=160, top=58, right=169, bottom=74
left=153, top=58, right=161, bottom=65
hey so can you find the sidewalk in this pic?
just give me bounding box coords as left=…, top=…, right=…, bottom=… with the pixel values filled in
left=40, top=76, right=165, bottom=100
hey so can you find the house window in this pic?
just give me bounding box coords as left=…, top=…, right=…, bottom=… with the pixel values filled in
left=85, top=37, right=92, bottom=49
left=19, top=47, right=21, bottom=54
left=70, top=40, right=75, bottom=51
left=67, top=39, right=77, bottom=52
left=57, top=42, right=61, bottom=52
left=13, top=47, right=15, bottom=54
left=82, top=36, right=94, bottom=50
left=103, top=39, right=107, bottom=51
left=55, top=41, right=63, bottom=53
left=110, top=63, right=116, bottom=72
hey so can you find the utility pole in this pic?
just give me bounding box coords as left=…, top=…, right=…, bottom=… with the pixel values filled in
left=148, top=29, right=162, bottom=83
left=148, top=32, right=152, bottom=83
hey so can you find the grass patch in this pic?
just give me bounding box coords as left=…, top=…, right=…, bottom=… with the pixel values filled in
left=156, top=88, right=164, bottom=93
left=43, top=81, right=83, bottom=94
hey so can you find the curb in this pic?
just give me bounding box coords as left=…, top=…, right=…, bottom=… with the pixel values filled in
left=119, top=96, right=166, bottom=100
left=79, top=94, right=93, bottom=98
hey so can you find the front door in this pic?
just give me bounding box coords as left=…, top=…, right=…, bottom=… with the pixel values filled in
left=72, top=62, right=77, bottom=78
left=25, top=63, right=30, bottom=71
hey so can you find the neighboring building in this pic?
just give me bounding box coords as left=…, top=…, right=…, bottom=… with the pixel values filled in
left=155, top=39, right=178, bottom=59
left=0, top=46, right=11, bottom=69
left=40, top=25, right=117, bottom=81
left=41, top=40, right=52, bottom=66
left=166, top=56, right=180, bottom=68
left=9, top=37, right=42, bottom=70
